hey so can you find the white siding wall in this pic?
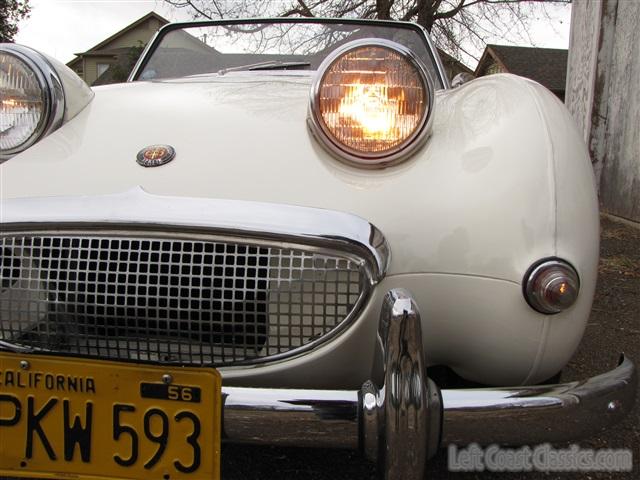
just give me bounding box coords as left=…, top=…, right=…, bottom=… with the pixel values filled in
left=566, top=0, right=640, bottom=222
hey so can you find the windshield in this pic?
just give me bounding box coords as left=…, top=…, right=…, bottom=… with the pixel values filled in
left=134, top=19, right=444, bottom=89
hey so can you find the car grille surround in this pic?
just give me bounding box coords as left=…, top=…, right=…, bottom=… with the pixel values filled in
left=0, top=230, right=370, bottom=366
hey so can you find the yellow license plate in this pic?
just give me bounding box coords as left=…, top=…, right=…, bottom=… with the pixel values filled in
left=0, top=351, right=221, bottom=480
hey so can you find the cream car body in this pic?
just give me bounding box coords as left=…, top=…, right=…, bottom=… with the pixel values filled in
left=2, top=19, right=637, bottom=480
left=2, top=67, right=598, bottom=387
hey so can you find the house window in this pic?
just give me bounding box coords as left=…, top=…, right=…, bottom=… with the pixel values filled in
left=486, top=62, right=503, bottom=75
left=97, top=63, right=110, bottom=77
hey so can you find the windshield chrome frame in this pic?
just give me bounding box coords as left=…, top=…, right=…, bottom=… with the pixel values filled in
left=128, top=17, right=449, bottom=89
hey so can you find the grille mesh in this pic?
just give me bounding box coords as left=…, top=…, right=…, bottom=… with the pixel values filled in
left=0, top=233, right=366, bottom=365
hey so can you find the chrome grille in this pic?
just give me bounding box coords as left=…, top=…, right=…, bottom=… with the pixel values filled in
left=0, top=232, right=368, bottom=366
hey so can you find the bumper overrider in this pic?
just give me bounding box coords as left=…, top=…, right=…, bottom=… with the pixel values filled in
left=222, top=289, right=636, bottom=479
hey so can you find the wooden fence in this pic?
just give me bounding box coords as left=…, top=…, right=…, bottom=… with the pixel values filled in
left=566, top=0, right=640, bottom=223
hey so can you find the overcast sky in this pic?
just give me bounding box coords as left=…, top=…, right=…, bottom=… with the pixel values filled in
left=15, top=0, right=177, bottom=63
left=15, top=0, right=572, bottom=67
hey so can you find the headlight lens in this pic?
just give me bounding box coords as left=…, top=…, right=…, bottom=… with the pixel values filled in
left=310, top=39, right=433, bottom=166
left=0, top=44, right=64, bottom=160
left=524, top=259, right=580, bottom=314
left=0, top=52, right=46, bottom=152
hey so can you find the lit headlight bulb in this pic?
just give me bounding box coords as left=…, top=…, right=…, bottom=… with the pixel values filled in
left=0, top=52, right=45, bottom=152
left=310, top=39, right=433, bottom=166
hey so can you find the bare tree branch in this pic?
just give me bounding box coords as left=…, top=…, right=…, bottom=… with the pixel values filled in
left=162, top=0, right=572, bottom=67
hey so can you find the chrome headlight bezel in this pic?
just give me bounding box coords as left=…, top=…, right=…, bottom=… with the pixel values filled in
left=0, top=44, right=65, bottom=160
left=308, top=38, right=435, bottom=168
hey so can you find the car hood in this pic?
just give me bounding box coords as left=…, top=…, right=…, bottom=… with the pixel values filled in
left=1, top=73, right=558, bottom=282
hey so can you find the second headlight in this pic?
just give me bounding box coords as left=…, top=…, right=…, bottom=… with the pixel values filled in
left=309, top=39, right=434, bottom=167
left=0, top=44, right=64, bottom=161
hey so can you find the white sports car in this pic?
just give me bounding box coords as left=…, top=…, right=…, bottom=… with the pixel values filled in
left=0, top=18, right=636, bottom=480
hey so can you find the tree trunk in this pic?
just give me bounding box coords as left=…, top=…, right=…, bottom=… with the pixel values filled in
left=376, top=0, right=392, bottom=19
left=417, top=0, right=437, bottom=31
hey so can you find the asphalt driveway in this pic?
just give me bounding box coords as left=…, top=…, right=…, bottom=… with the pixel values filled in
left=221, top=215, right=640, bottom=479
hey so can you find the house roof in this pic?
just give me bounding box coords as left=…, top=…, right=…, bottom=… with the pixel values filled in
left=475, top=44, right=568, bottom=92
left=82, top=11, right=168, bottom=54
left=73, top=48, right=132, bottom=58
left=67, top=12, right=168, bottom=67
left=437, top=48, right=474, bottom=75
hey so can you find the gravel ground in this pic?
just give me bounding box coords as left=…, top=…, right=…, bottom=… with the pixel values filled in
left=222, top=215, right=640, bottom=479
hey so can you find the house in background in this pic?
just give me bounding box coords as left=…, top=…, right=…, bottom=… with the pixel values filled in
left=437, top=49, right=474, bottom=82
left=475, top=44, right=568, bottom=101
left=67, top=12, right=168, bottom=86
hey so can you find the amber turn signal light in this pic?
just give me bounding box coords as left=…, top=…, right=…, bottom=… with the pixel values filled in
left=524, top=259, right=580, bottom=314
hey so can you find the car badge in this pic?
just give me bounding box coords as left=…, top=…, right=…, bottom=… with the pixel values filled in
left=136, top=145, right=176, bottom=167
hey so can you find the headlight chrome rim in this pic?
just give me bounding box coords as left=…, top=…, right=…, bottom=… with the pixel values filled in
left=0, top=44, right=65, bottom=160
left=524, top=258, right=581, bottom=315
left=308, top=38, right=435, bottom=168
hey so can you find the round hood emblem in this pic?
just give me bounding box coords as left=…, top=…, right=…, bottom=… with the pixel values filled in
left=136, top=145, right=176, bottom=167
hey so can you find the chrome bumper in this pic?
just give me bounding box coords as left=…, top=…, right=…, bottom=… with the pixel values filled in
left=222, top=289, right=636, bottom=480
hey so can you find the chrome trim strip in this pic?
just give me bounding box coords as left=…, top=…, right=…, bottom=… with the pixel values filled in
left=127, top=30, right=160, bottom=83
left=308, top=38, right=436, bottom=168
left=222, top=387, right=360, bottom=448
left=440, top=354, right=636, bottom=446
left=220, top=354, right=635, bottom=448
left=0, top=340, right=34, bottom=353
left=0, top=187, right=390, bottom=282
left=413, top=23, right=450, bottom=89
left=0, top=44, right=65, bottom=161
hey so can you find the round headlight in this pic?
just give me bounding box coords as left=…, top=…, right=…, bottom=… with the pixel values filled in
left=0, top=44, right=64, bottom=160
left=524, top=259, right=580, bottom=314
left=309, top=39, right=434, bottom=167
